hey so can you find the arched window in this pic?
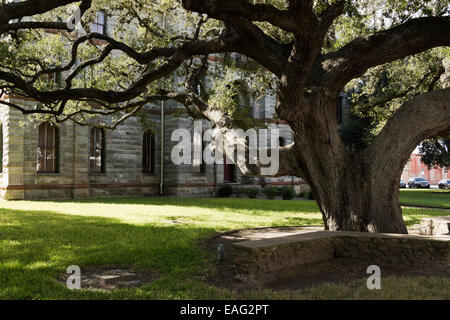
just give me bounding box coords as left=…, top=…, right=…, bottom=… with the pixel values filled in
left=90, top=127, right=105, bottom=173
left=37, top=123, right=59, bottom=173
left=143, top=131, right=155, bottom=174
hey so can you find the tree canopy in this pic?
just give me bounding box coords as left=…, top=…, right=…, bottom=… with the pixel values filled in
left=0, top=0, right=448, bottom=128
left=420, top=138, right=450, bottom=169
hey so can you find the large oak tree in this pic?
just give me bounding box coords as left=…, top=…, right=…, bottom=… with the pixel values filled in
left=0, top=0, right=449, bottom=233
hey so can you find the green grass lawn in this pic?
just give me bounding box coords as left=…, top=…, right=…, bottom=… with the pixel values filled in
left=0, top=197, right=448, bottom=300
left=399, top=189, right=450, bottom=209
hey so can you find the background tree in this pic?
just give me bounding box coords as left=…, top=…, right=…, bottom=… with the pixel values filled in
left=420, top=138, right=450, bottom=169
left=0, top=0, right=449, bottom=233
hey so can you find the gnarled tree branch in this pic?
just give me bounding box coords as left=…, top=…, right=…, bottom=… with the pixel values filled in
left=0, top=0, right=92, bottom=34
left=182, top=0, right=310, bottom=36
left=366, top=88, right=450, bottom=181
left=322, top=16, right=450, bottom=93
left=0, top=33, right=236, bottom=107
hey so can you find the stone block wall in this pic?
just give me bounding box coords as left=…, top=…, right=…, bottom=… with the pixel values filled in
left=333, top=233, right=450, bottom=266
left=87, top=111, right=160, bottom=198
left=233, top=236, right=335, bottom=275
left=1, top=99, right=27, bottom=200
left=233, top=231, right=450, bottom=275
left=0, top=98, right=162, bottom=200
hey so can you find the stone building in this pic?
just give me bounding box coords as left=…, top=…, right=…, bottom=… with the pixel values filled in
left=0, top=90, right=312, bottom=200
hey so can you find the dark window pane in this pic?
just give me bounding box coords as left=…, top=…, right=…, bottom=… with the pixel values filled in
left=46, top=126, right=54, bottom=172
left=90, top=127, right=105, bottom=173
left=151, top=134, right=155, bottom=173
left=37, top=124, right=46, bottom=172
left=200, top=138, right=206, bottom=174
left=89, top=128, right=95, bottom=172
left=37, top=123, right=58, bottom=173
left=143, top=131, right=155, bottom=174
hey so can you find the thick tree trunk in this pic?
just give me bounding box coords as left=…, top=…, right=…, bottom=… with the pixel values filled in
left=312, top=162, right=408, bottom=234
left=292, top=139, right=408, bottom=234
left=283, top=90, right=409, bottom=234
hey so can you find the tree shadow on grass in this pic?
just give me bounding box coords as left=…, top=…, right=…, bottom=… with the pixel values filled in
left=0, top=208, right=217, bottom=299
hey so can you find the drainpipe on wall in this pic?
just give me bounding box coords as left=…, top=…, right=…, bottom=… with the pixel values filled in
left=160, top=100, right=165, bottom=196
left=73, top=122, right=77, bottom=198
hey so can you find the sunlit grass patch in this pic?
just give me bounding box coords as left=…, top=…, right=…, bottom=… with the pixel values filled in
left=399, top=189, right=450, bottom=209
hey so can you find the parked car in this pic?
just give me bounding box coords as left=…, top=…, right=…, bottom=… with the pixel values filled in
left=438, top=179, right=450, bottom=190
left=408, top=177, right=431, bottom=188
left=399, top=180, right=406, bottom=188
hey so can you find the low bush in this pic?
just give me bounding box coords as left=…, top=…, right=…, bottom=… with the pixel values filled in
left=245, top=187, right=260, bottom=199
left=299, top=190, right=309, bottom=198
left=234, top=188, right=246, bottom=198
left=299, top=190, right=315, bottom=199
left=217, top=185, right=233, bottom=198
left=281, top=186, right=295, bottom=200
left=263, top=187, right=280, bottom=199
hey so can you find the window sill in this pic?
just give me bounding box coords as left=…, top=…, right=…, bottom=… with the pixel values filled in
left=90, top=38, right=108, bottom=46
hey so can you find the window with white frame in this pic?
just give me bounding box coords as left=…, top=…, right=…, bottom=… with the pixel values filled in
left=91, top=11, right=107, bottom=34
